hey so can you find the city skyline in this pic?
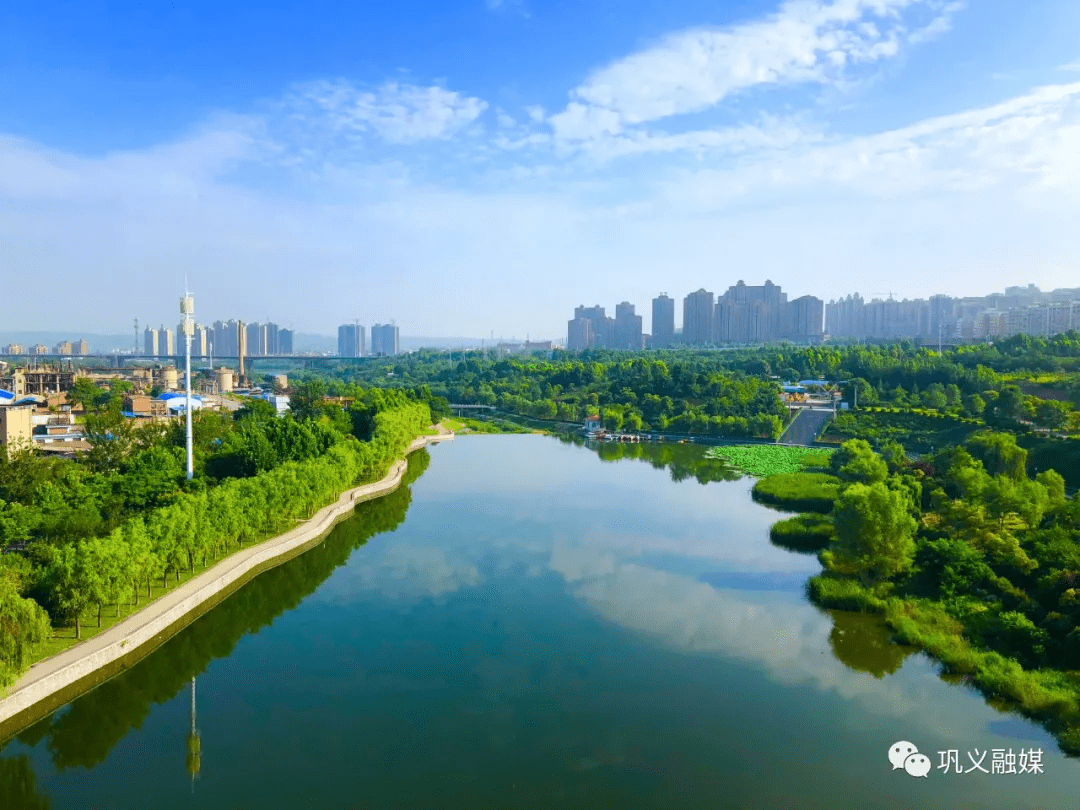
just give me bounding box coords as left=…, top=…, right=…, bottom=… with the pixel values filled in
left=1, top=1, right=1079, bottom=336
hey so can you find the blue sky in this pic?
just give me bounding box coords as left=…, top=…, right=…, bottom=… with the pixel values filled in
left=2, top=0, right=1079, bottom=338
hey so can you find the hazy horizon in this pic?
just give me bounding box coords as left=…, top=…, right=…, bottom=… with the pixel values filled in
left=2, top=1, right=1079, bottom=337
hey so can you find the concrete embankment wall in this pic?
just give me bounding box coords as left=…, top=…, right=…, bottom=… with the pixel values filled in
left=0, top=433, right=453, bottom=739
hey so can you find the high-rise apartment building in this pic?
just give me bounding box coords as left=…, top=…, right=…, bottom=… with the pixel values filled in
left=682, top=289, right=715, bottom=345
left=144, top=327, right=159, bottom=357
left=371, top=324, right=400, bottom=356
left=614, top=302, right=643, bottom=350
left=160, top=325, right=175, bottom=356
left=567, top=317, right=592, bottom=350
left=194, top=325, right=209, bottom=357
left=211, top=320, right=240, bottom=357
left=54, top=341, right=74, bottom=355
left=571, top=305, right=614, bottom=349
left=788, top=295, right=825, bottom=342
left=246, top=322, right=265, bottom=356
left=651, top=294, right=675, bottom=347
left=278, top=329, right=293, bottom=355
left=714, top=280, right=788, bottom=343
left=264, top=322, right=279, bottom=356
left=337, top=323, right=366, bottom=357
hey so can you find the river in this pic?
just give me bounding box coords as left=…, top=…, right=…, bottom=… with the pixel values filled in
left=2, top=435, right=1078, bottom=809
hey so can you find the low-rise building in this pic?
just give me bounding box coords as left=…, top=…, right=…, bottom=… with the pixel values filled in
left=0, top=404, right=34, bottom=451
left=261, top=393, right=291, bottom=415
left=123, top=395, right=169, bottom=417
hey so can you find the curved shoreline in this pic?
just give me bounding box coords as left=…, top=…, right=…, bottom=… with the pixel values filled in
left=0, top=431, right=453, bottom=738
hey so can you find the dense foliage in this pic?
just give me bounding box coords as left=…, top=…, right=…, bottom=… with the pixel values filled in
left=0, top=384, right=432, bottom=690
left=766, top=433, right=1080, bottom=753
left=304, top=354, right=788, bottom=439
left=319, top=333, right=1080, bottom=434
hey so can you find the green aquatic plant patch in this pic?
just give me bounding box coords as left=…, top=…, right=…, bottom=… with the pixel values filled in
left=751, top=472, right=843, bottom=513
left=705, top=444, right=834, bottom=477
left=769, top=513, right=835, bottom=554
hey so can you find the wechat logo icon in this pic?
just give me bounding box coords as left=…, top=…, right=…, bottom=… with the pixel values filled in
left=889, top=741, right=930, bottom=778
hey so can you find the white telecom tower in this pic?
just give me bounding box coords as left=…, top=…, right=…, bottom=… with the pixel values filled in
left=180, top=290, right=195, bottom=480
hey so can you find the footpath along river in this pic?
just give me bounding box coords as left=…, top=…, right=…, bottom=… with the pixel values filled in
left=2, top=435, right=1079, bottom=809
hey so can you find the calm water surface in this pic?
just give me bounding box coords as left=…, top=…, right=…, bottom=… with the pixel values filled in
left=2, top=435, right=1079, bottom=809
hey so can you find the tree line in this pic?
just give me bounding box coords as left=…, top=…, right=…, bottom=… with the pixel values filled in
left=0, top=381, right=434, bottom=689
left=778, top=431, right=1080, bottom=750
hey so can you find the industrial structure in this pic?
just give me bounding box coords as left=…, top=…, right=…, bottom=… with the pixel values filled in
left=0, top=362, right=87, bottom=397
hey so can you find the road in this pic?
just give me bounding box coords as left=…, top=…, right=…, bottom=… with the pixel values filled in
left=778, top=407, right=834, bottom=446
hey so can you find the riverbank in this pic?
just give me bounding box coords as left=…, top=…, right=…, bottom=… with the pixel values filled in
left=0, top=430, right=453, bottom=737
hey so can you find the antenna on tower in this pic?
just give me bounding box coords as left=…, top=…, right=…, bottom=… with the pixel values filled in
left=180, top=287, right=196, bottom=480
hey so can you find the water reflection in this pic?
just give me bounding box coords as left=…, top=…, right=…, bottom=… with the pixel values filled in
left=4, top=450, right=429, bottom=771
left=0, top=752, right=51, bottom=809
left=560, top=434, right=743, bottom=485
left=827, top=611, right=916, bottom=679
left=5, top=437, right=1080, bottom=808
left=186, top=678, right=200, bottom=789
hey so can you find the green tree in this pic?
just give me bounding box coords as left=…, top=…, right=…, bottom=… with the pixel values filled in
left=67, top=377, right=103, bottom=412
left=289, top=379, right=328, bottom=421
left=0, top=574, right=52, bottom=690
left=42, top=543, right=95, bottom=639
left=830, top=439, right=888, bottom=485
left=826, top=482, right=918, bottom=583
left=966, top=432, right=1028, bottom=481
left=962, top=393, right=986, bottom=418
left=1036, top=469, right=1067, bottom=511
left=1034, top=399, right=1071, bottom=431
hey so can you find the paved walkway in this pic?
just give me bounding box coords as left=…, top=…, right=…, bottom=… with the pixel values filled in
left=0, top=429, right=454, bottom=729
left=778, top=407, right=834, bottom=446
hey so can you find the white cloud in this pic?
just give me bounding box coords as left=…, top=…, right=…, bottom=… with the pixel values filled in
left=485, top=0, right=528, bottom=16
left=313, top=544, right=482, bottom=604
left=550, top=0, right=963, bottom=143
left=561, top=115, right=819, bottom=162
left=287, top=79, right=488, bottom=144
left=654, top=81, right=1080, bottom=209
